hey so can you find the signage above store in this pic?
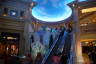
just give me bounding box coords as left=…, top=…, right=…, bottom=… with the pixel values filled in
left=81, top=7, right=96, bottom=13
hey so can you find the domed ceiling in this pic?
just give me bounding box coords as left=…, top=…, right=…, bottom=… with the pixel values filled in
left=32, top=0, right=86, bottom=22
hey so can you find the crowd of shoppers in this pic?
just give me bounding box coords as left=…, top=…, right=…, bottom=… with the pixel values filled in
left=21, top=52, right=68, bottom=64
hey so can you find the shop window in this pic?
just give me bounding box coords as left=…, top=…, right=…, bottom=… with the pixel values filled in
left=20, top=11, right=24, bottom=17
left=0, top=32, right=20, bottom=56
left=3, top=8, right=8, bottom=16
left=9, top=10, right=18, bottom=17
left=20, top=11, right=24, bottom=19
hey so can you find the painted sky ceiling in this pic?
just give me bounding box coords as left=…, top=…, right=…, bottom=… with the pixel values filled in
left=32, top=0, right=86, bottom=22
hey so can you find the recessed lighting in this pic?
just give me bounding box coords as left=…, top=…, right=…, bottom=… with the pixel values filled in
left=92, top=41, right=96, bottom=44
left=80, top=23, right=87, bottom=26
left=85, top=41, right=89, bottom=44
left=12, top=12, right=16, bottom=15
left=92, top=19, right=96, bottom=22
left=3, top=14, right=7, bottom=16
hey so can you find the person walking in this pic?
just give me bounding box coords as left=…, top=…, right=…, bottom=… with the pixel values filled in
left=34, top=52, right=43, bottom=64
left=51, top=53, right=61, bottom=64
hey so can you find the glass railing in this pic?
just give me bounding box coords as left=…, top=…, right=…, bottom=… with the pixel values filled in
left=41, top=30, right=65, bottom=64
left=41, top=29, right=73, bottom=64
left=66, top=32, right=74, bottom=64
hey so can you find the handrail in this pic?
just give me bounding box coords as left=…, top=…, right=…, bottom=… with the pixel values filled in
left=67, top=32, right=74, bottom=64
left=57, top=31, right=68, bottom=53
left=67, top=51, right=75, bottom=64
left=41, top=29, right=71, bottom=64
left=41, top=29, right=66, bottom=64
left=41, top=33, right=60, bottom=64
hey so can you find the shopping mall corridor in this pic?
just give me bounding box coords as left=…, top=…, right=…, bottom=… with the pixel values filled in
left=0, top=26, right=73, bottom=64
left=0, top=26, right=95, bottom=64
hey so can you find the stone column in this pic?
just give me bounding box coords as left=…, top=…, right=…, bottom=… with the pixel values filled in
left=23, top=2, right=37, bottom=54
left=19, top=32, right=25, bottom=55
left=24, top=20, right=30, bottom=54
left=72, top=2, right=84, bottom=64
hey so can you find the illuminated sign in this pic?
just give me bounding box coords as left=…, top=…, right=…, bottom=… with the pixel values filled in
left=81, top=7, right=96, bottom=13
left=7, top=37, right=17, bottom=40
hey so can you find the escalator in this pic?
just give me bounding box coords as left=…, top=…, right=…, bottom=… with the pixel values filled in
left=62, top=31, right=72, bottom=56
left=41, top=29, right=72, bottom=64
left=41, top=29, right=65, bottom=64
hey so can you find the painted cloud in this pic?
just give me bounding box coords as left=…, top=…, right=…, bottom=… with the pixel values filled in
left=32, top=0, right=86, bottom=22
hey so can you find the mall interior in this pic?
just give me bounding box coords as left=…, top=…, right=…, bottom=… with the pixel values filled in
left=0, top=0, right=96, bottom=64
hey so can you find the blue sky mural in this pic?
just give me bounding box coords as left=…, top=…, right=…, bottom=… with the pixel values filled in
left=32, top=0, right=86, bottom=22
